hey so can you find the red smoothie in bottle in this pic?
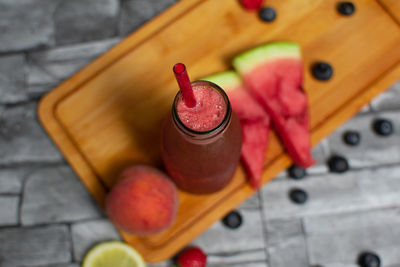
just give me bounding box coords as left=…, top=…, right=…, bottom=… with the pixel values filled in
left=161, top=81, right=242, bottom=194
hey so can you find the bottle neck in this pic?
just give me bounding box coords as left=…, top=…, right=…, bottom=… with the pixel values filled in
left=172, top=81, right=232, bottom=142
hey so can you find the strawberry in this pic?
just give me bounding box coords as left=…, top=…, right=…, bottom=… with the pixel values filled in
left=240, top=0, right=263, bottom=10
left=174, top=246, right=207, bottom=267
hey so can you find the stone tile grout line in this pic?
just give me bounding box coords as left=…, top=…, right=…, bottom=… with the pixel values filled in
left=0, top=193, right=20, bottom=197
left=67, top=223, right=75, bottom=264
left=300, top=161, right=400, bottom=179
left=0, top=218, right=103, bottom=231
left=16, top=169, right=30, bottom=226
left=22, top=52, right=29, bottom=103
left=257, top=191, right=272, bottom=266
left=116, top=0, right=124, bottom=36
left=300, top=218, right=312, bottom=266
left=207, top=247, right=267, bottom=257
left=0, top=161, right=67, bottom=170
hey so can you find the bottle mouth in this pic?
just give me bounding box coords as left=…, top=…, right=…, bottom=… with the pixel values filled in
left=172, top=80, right=232, bottom=139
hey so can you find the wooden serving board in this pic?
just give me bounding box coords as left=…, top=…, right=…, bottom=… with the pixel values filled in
left=39, top=0, right=400, bottom=262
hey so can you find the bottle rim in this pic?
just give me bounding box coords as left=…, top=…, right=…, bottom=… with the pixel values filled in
left=172, top=80, right=232, bottom=139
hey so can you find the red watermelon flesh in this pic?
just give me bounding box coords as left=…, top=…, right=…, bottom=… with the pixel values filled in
left=228, top=84, right=268, bottom=122
left=202, top=71, right=270, bottom=189
left=233, top=42, right=316, bottom=168
left=241, top=122, right=269, bottom=188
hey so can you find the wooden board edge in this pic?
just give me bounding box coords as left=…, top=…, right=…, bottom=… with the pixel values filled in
left=38, top=95, right=107, bottom=206
left=377, top=0, right=400, bottom=25
left=311, top=61, right=400, bottom=142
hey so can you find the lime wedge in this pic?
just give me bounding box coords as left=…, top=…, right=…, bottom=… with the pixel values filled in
left=82, top=241, right=146, bottom=267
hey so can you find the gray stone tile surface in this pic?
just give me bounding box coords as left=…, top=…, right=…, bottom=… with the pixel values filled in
left=39, top=264, right=79, bottom=267
left=239, top=191, right=261, bottom=209
left=304, top=208, right=400, bottom=266
left=27, top=38, right=119, bottom=97
left=267, top=235, right=308, bottom=267
left=21, top=166, right=103, bottom=225
left=0, top=196, right=19, bottom=226
left=193, top=209, right=264, bottom=253
left=119, top=0, right=176, bottom=36
left=307, top=140, right=329, bottom=174
left=0, top=103, right=63, bottom=164
left=0, top=225, right=70, bottom=267
left=71, top=219, right=121, bottom=261
left=0, top=0, right=56, bottom=52
left=0, top=54, right=27, bottom=103
left=327, top=111, right=400, bottom=169
left=371, top=80, right=400, bottom=111
left=265, top=218, right=303, bottom=244
left=54, top=0, right=119, bottom=45
left=261, top=166, right=400, bottom=220
left=207, top=250, right=267, bottom=266
left=0, top=169, right=24, bottom=193
left=265, top=218, right=309, bottom=267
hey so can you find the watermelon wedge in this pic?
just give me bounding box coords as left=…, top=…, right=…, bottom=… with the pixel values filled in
left=233, top=42, right=316, bottom=167
left=202, top=71, right=270, bottom=189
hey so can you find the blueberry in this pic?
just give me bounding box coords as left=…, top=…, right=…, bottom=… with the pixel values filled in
left=312, top=62, right=334, bottom=81
left=358, top=252, right=381, bottom=267
left=343, top=130, right=361, bottom=146
left=373, top=119, right=393, bottom=136
left=328, top=155, right=349, bottom=173
left=288, top=165, right=307, bottom=180
left=337, top=2, right=356, bottom=16
left=222, top=210, right=242, bottom=229
left=289, top=188, right=308, bottom=204
left=259, top=7, right=276, bottom=22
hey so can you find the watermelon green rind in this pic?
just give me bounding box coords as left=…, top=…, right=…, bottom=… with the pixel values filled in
left=200, top=71, right=241, bottom=92
left=232, top=42, right=300, bottom=74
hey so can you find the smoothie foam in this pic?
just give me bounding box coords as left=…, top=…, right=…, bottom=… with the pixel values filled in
left=176, top=85, right=227, bottom=132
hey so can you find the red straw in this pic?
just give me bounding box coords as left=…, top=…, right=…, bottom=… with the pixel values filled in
left=173, top=63, right=196, bottom=108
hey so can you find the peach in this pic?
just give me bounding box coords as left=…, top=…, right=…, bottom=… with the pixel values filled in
left=105, top=165, right=178, bottom=236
